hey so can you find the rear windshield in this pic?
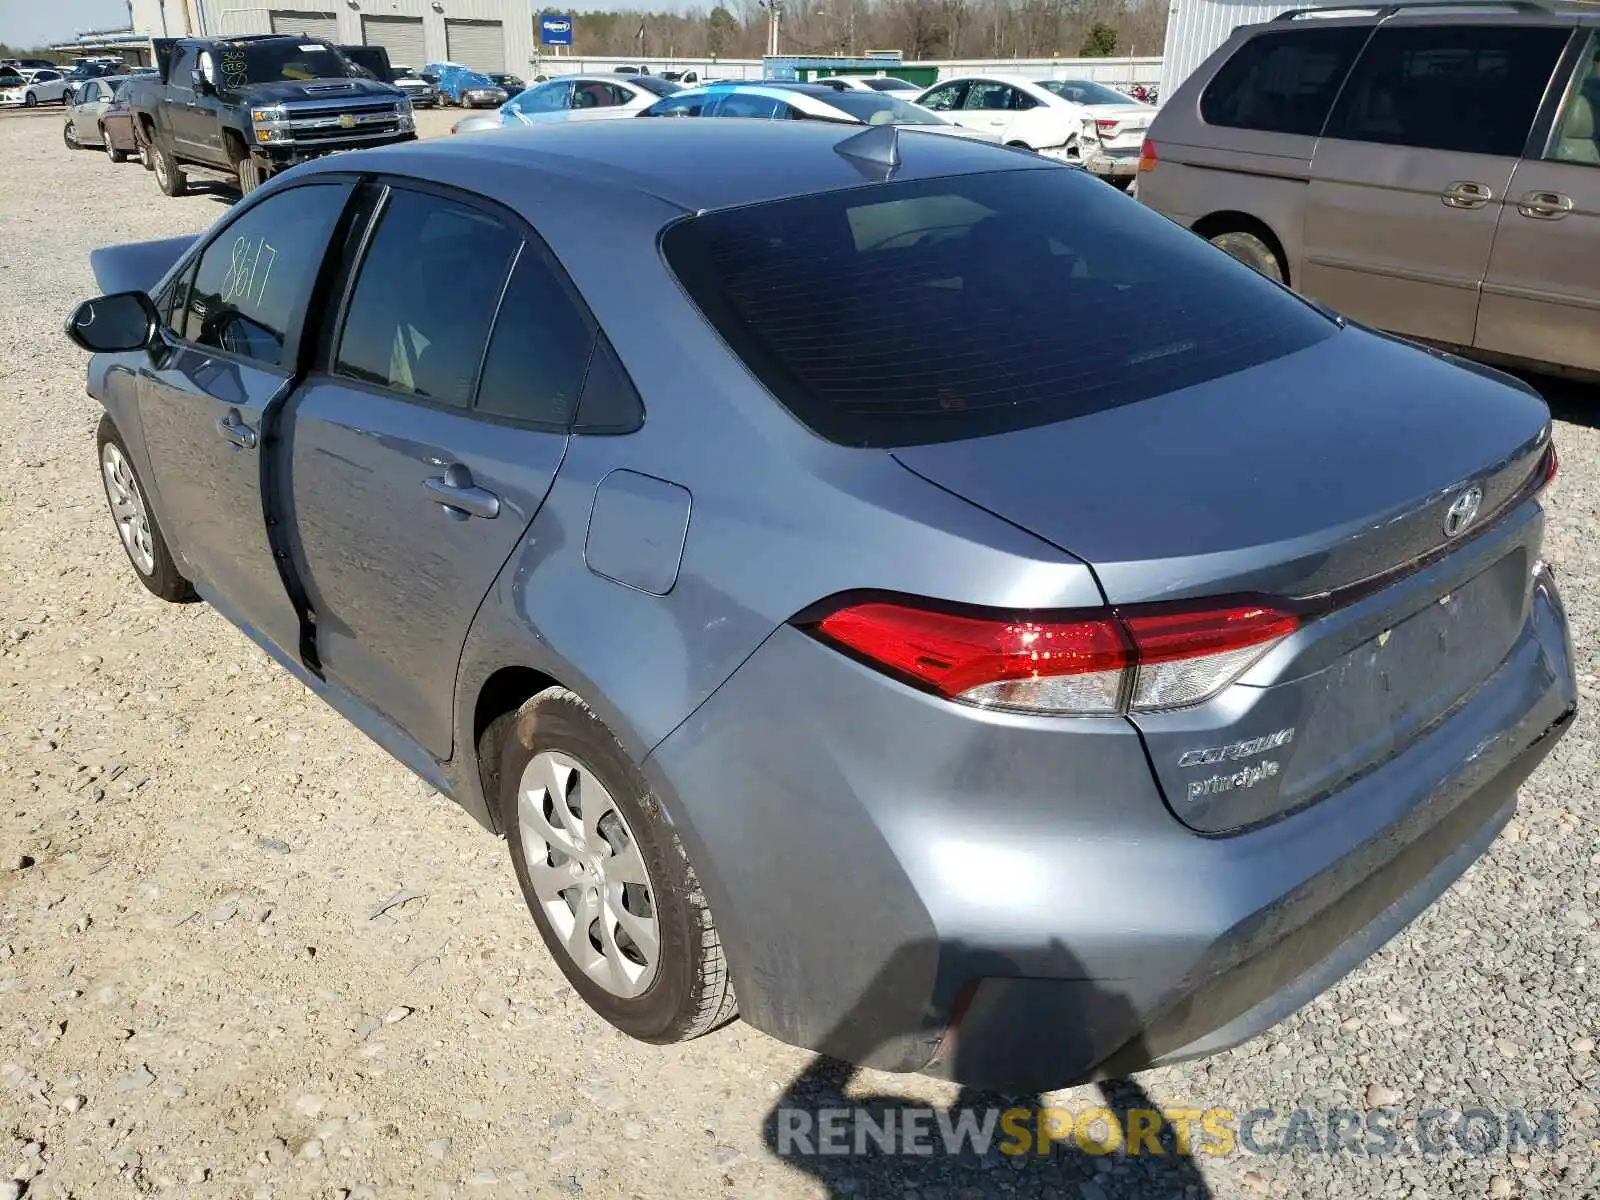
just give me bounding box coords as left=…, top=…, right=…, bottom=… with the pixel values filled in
left=1037, top=79, right=1133, bottom=105
left=630, top=75, right=683, bottom=97
left=662, top=167, right=1336, bottom=447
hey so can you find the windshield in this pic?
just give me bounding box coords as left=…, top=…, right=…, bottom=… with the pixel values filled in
left=1037, top=79, right=1135, bottom=106
left=825, top=91, right=943, bottom=125
left=491, top=74, right=522, bottom=86
left=218, top=41, right=354, bottom=87
left=394, top=67, right=419, bottom=80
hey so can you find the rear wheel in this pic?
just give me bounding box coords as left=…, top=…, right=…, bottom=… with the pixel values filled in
left=1207, top=230, right=1286, bottom=284
left=152, top=140, right=187, bottom=197
left=96, top=417, right=194, bottom=603
left=102, top=126, right=127, bottom=162
left=493, top=688, right=737, bottom=1044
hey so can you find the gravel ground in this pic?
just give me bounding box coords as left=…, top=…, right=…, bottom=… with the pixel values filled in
left=1, top=105, right=1598, bottom=1200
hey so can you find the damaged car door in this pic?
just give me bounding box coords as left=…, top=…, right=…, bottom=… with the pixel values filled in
left=136, top=180, right=354, bottom=662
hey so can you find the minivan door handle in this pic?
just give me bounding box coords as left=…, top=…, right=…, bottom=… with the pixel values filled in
left=424, top=463, right=500, bottom=521
left=1440, top=181, right=1492, bottom=209
left=1517, top=190, right=1574, bottom=220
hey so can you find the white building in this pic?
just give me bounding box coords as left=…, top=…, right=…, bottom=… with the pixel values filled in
left=1160, top=0, right=1305, bottom=99
left=124, top=0, right=533, bottom=73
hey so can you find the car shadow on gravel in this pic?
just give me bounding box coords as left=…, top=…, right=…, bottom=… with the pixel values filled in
left=1512, top=370, right=1600, bottom=430
left=763, top=938, right=1214, bottom=1199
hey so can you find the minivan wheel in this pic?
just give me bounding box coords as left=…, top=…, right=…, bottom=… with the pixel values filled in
left=1208, top=230, right=1285, bottom=284
left=96, top=417, right=194, bottom=603
left=494, top=688, right=737, bottom=1043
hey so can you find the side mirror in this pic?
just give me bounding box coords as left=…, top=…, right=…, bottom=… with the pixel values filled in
left=64, top=291, right=159, bottom=353
left=191, top=69, right=214, bottom=95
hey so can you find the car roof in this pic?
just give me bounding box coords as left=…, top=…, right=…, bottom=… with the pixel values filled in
left=311, top=118, right=1047, bottom=214
left=1264, top=0, right=1598, bottom=24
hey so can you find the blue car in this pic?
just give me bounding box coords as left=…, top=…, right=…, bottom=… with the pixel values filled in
left=66, top=121, right=1575, bottom=1091
left=423, top=60, right=507, bottom=107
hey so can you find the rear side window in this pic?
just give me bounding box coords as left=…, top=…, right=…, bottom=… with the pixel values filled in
left=475, top=247, right=596, bottom=427
left=1326, top=25, right=1569, bottom=156
left=663, top=168, right=1336, bottom=448
left=335, top=188, right=520, bottom=407
left=1202, top=27, right=1370, bottom=136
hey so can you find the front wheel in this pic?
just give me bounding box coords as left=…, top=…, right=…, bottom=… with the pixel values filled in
left=1207, top=230, right=1286, bottom=284
left=236, top=155, right=265, bottom=195
left=24, top=92, right=37, bottom=108
left=96, top=417, right=195, bottom=603
left=152, top=140, right=187, bottom=197
left=62, top=121, right=79, bottom=149
left=493, top=688, right=737, bottom=1044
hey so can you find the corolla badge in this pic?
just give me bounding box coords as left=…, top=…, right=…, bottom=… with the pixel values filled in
left=1444, top=486, right=1483, bottom=539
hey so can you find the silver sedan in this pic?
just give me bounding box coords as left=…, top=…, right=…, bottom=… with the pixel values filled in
left=451, top=73, right=681, bottom=136
left=62, top=76, right=132, bottom=161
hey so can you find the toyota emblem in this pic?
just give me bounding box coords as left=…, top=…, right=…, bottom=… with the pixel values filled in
left=1443, top=486, right=1483, bottom=539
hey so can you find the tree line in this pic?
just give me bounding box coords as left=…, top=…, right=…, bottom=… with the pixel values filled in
left=545, top=0, right=1167, bottom=62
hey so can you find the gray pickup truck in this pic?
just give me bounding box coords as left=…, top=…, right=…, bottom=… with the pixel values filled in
left=127, top=34, right=416, bottom=197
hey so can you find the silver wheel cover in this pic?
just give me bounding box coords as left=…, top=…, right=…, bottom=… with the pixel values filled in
left=518, top=750, right=660, bottom=998
left=101, top=442, right=156, bottom=575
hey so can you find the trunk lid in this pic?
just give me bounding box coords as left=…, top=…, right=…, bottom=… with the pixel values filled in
left=1085, top=102, right=1154, bottom=149
left=893, top=328, right=1552, bottom=832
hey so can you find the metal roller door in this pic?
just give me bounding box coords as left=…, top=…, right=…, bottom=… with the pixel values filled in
left=269, top=10, right=340, bottom=41
left=361, top=15, right=426, bottom=70
left=445, top=19, right=505, bottom=73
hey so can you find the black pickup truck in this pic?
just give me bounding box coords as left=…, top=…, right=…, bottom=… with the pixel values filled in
left=126, top=34, right=415, bottom=197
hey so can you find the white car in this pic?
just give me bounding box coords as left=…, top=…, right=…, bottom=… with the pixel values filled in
left=391, top=65, right=439, bottom=108
left=915, top=75, right=1154, bottom=182
left=641, top=82, right=1000, bottom=142
left=1, top=67, right=71, bottom=107
left=812, top=75, right=923, bottom=94
left=452, top=73, right=681, bottom=135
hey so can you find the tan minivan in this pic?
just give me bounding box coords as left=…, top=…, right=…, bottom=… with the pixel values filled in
left=1139, top=2, right=1600, bottom=378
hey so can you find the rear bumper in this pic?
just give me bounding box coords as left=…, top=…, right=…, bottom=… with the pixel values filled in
left=646, top=564, right=1575, bottom=1091
left=1084, top=151, right=1141, bottom=177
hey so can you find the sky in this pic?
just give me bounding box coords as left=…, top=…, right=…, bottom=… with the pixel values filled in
left=0, top=0, right=130, bottom=49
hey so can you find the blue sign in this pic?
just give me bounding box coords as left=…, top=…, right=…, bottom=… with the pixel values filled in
left=540, top=15, right=574, bottom=46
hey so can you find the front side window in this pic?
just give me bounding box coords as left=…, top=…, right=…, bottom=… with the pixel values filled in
left=1326, top=25, right=1569, bottom=156
left=642, top=91, right=710, bottom=117
left=513, top=80, right=569, bottom=115
left=1549, top=33, right=1600, bottom=165
left=335, top=189, right=520, bottom=407
left=663, top=167, right=1336, bottom=447
left=181, top=183, right=351, bottom=367
left=917, top=81, right=967, bottom=111
left=1202, top=27, right=1369, bottom=136
left=963, top=80, right=1019, bottom=110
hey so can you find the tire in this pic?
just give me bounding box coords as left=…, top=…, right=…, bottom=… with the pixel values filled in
left=96, top=416, right=195, bottom=603
left=236, top=155, right=263, bottom=195
left=137, top=134, right=154, bottom=171
left=62, top=121, right=79, bottom=149
left=152, top=140, right=187, bottom=197
left=24, top=91, right=37, bottom=108
left=103, top=126, right=127, bottom=163
left=493, top=688, right=737, bottom=1044
left=1208, top=229, right=1286, bottom=285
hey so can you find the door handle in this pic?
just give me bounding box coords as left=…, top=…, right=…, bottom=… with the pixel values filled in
left=216, top=409, right=256, bottom=450
left=424, top=463, right=500, bottom=520
left=1517, top=190, right=1574, bottom=220
left=1440, top=180, right=1492, bottom=209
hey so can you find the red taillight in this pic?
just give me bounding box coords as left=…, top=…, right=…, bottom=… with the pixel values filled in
left=1138, top=137, right=1157, bottom=172
left=810, top=597, right=1298, bottom=716
left=1096, top=118, right=1119, bottom=133
left=1539, top=442, right=1559, bottom=491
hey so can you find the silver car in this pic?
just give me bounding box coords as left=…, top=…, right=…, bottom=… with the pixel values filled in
left=62, top=75, right=132, bottom=161
left=65, top=120, right=1576, bottom=1091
